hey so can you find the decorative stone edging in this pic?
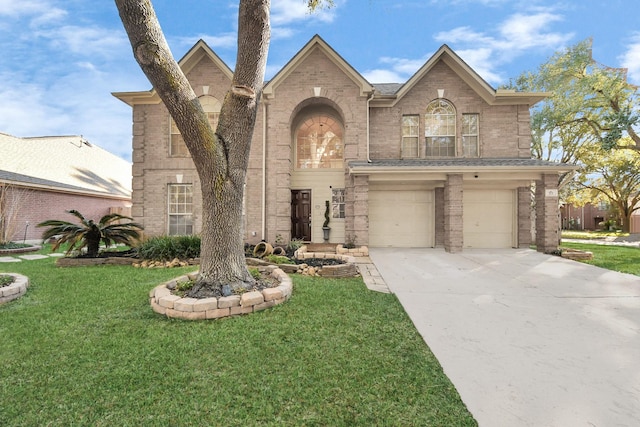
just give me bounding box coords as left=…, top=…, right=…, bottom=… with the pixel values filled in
left=56, top=256, right=138, bottom=267
left=335, top=244, right=369, bottom=257
left=0, top=273, right=29, bottom=305
left=294, top=245, right=364, bottom=277
left=149, top=265, right=292, bottom=320
left=0, top=245, right=41, bottom=255
left=561, top=248, right=594, bottom=260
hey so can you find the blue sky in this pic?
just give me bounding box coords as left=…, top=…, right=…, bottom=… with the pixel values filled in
left=0, top=0, right=638, bottom=161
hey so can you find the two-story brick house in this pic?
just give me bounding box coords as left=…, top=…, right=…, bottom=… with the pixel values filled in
left=113, top=35, right=572, bottom=253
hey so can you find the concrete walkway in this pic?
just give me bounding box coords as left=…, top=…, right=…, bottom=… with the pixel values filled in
left=368, top=248, right=640, bottom=427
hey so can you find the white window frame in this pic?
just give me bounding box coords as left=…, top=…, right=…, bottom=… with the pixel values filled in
left=401, top=115, right=420, bottom=158
left=295, top=114, right=344, bottom=169
left=462, top=113, right=479, bottom=157
left=169, top=95, right=221, bottom=157
left=168, top=183, right=194, bottom=235
left=331, top=188, right=345, bottom=219
left=424, top=99, right=456, bottom=157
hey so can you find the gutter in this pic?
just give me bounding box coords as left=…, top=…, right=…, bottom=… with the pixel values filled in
left=366, top=91, right=373, bottom=162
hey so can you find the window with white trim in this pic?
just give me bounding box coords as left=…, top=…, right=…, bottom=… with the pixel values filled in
left=169, top=95, right=221, bottom=157
left=168, top=184, right=194, bottom=235
left=401, top=115, right=419, bottom=158
left=332, top=188, right=345, bottom=219
left=462, top=113, right=479, bottom=157
left=295, top=114, right=343, bottom=169
left=424, top=99, right=456, bottom=157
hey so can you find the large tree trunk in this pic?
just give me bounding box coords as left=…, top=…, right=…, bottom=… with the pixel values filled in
left=115, top=0, right=271, bottom=296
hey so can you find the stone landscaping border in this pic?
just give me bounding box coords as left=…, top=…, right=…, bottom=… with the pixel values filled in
left=294, top=244, right=366, bottom=277
left=561, top=248, right=594, bottom=261
left=0, top=273, right=29, bottom=305
left=149, top=265, right=292, bottom=320
left=0, top=245, right=41, bottom=255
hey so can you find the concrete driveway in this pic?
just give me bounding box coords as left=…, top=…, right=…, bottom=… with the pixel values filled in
left=369, top=248, right=640, bottom=427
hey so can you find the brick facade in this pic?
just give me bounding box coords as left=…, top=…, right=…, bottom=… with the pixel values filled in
left=114, top=36, right=572, bottom=252
left=3, top=186, right=130, bottom=241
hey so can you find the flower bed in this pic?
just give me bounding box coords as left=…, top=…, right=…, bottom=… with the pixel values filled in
left=149, top=265, right=292, bottom=320
left=0, top=273, right=29, bottom=305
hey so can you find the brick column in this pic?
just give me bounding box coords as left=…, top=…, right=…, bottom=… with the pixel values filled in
left=434, top=187, right=445, bottom=247
left=444, top=174, right=463, bottom=253
left=535, top=174, right=560, bottom=253
left=517, top=186, right=532, bottom=248
left=351, top=175, right=369, bottom=246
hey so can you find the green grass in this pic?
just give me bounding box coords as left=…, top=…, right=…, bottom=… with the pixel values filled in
left=0, top=256, right=476, bottom=426
left=561, top=230, right=629, bottom=240
left=561, top=242, right=640, bottom=276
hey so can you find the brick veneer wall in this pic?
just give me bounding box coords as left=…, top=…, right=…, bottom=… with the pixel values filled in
left=369, top=61, right=528, bottom=160
left=5, top=186, right=130, bottom=241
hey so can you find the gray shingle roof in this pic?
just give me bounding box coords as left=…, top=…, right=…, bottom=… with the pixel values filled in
left=0, top=133, right=131, bottom=198
left=349, top=158, right=575, bottom=169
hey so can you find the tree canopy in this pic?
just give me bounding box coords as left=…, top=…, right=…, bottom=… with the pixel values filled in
left=508, top=39, right=640, bottom=227
left=508, top=39, right=640, bottom=168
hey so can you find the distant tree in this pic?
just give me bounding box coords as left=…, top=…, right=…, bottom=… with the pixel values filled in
left=0, top=184, right=31, bottom=246
left=507, top=39, right=640, bottom=187
left=566, top=138, right=640, bottom=233
left=38, top=210, right=143, bottom=257
left=114, top=0, right=332, bottom=297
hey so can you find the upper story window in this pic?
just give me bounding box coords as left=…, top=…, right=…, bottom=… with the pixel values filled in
left=462, top=113, right=479, bottom=157
left=424, top=99, right=456, bottom=157
left=169, top=95, right=221, bottom=157
left=401, top=115, right=419, bottom=158
left=296, top=114, right=344, bottom=169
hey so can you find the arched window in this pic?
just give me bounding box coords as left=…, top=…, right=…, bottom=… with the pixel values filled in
left=169, top=95, right=221, bottom=157
left=295, top=114, right=343, bottom=169
left=425, top=99, right=456, bottom=157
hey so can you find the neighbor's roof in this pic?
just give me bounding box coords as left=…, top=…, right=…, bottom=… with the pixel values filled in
left=0, top=132, right=131, bottom=199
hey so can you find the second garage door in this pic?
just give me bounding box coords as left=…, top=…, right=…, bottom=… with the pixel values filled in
left=463, top=189, right=515, bottom=248
left=369, top=189, right=434, bottom=247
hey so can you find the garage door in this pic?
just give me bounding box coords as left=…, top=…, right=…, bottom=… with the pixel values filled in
left=369, top=189, right=434, bottom=247
left=463, top=190, right=515, bottom=248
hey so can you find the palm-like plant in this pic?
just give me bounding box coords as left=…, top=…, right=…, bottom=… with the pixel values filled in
left=38, top=210, right=143, bottom=257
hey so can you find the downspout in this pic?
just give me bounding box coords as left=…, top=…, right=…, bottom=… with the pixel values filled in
left=366, top=90, right=374, bottom=162
left=261, top=101, right=267, bottom=240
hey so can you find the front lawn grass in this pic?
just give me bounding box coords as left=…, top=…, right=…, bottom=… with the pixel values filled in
left=561, top=230, right=629, bottom=240
left=561, top=242, right=640, bottom=276
left=0, top=257, right=476, bottom=426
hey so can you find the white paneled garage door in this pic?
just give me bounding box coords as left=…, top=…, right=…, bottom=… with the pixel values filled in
left=369, top=189, right=434, bottom=247
left=463, top=190, right=515, bottom=248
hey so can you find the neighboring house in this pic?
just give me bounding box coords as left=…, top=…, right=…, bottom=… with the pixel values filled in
left=562, top=202, right=640, bottom=233
left=0, top=133, right=132, bottom=242
left=113, top=35, right=573, bottom=253
left=561, top=203, right=610, bottom=231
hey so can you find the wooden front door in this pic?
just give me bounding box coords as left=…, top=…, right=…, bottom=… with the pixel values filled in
left=291, top=189, right=311, bottom=241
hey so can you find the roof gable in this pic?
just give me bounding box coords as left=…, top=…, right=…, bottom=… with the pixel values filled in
left=263, top=34, right=374, bottom=98
left=388, top=45, right=548, bottom=106
left=113, top=39, right=233, bottom=106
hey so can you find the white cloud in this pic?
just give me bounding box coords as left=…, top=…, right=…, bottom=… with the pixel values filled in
left=432, top=10, right=574, bottom=83
left=620, top=32, right=640, bottom=85
left=362, top=69, right=405, bottom=84
left=35, top=25, right=128, bottom=59
left=271, top=0, right=338, bottom=26
left=0, top=0, right=66, bottom=26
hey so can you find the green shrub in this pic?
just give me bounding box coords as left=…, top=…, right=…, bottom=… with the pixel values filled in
left=265, top=254, right=295, bottom=265
left=249, top=267, right=262, bottom=280
left=0, top=274, right=15, bottom=287
left=136, top=235, right=201, bottom=261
